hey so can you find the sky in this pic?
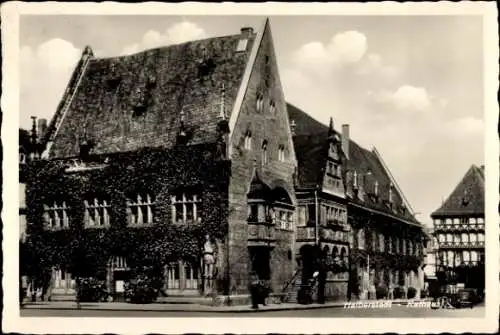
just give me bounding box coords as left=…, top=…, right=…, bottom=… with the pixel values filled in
left=19, top=15, right=485, bottom=226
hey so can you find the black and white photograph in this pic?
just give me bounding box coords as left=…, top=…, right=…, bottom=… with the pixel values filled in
left=2, top=1, right=498, bottom=334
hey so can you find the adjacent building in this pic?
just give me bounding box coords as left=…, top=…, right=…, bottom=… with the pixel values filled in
left=430, top=164, right=485, bottom=292
left=288, top=104, right=427, bottom=301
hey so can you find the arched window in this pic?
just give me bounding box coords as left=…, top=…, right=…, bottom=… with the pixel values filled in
left=461, top=233, right=468, bottom=243
left=469, top=233, right=477, bottom=243
left=256, top=93, right=264, bottom=112
left=446, top=234, right=453, bottom=242
left=269, top=100, right=277, bottom=114
left=278, top=144, right=285, bottom=162
left=261, top=140, right=268, bottom=165
left=244, top=130, right=252, bottom=150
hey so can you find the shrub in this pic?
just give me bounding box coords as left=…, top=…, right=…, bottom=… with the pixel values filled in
left=393, top=286, right=405, bottom=299
left=77, top=277, right=108, bottom=302
left=407, top=287, right=417, bottom=299
left=125, top=274, right=160, bottom=304
left=375, top=284, right=388, bottom=299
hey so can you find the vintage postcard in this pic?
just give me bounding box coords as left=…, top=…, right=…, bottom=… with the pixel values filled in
left=2, top=1, right=499, bottom=334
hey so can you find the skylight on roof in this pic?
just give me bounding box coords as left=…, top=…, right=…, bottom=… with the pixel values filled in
left=236, top=39, right=248, bottom=52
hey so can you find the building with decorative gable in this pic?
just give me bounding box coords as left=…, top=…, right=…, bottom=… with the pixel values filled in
left=288, top=104, right=427, bottom=301
left=24, top=18, right=299, bottom=303
left=430, top=165, right=485, bottom=293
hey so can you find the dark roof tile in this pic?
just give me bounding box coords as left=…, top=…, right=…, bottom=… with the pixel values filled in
left=288, top=104, right=419, bottom=224
left=49, top=33, right=256, bottom=158
left=431, top=165, right=484, bottom=216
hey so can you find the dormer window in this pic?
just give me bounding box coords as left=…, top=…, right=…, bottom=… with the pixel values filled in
left=278, top=144, right=285, bottom=162
left=244, top=130, right=252, bottom=150
left=262, top=140, right=268, bottom=165
left=353, top=170, right=358, bottom=189
left=236, top=38, right=248, bottom=52
left=20, top=152, right=26, bottom=164
left=269, top=100, right=277, bottom=114
left=256, top=93, right=264, bottom=112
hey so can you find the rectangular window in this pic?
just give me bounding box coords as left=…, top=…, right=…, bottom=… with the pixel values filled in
left=84, top=198, right=111, bottom=227
left=379, top=234, right=385, bottom=252
left=297, top=206, right=306, bottom=227
left=171, top=192, right=200, bottom=224
left=307, top=204, right=316, bottom=226
left=43, top=201, right=70, bottom=229
left=357, top=229, right=365, bottom=250
left=128, top=193, right=156, bottom=225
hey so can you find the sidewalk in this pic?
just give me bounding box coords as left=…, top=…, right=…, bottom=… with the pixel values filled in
left=21, top=298, right=431, bottom=313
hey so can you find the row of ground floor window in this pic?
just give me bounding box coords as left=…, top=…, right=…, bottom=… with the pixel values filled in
left=22, top=255, right=427, bottom=302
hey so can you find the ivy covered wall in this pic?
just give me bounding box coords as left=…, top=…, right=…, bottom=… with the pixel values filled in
left=23, top=144, right=231, bottom=293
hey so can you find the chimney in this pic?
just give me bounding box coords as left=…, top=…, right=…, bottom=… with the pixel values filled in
left=240, top=27, right=254, bottom=38
left=342, top=124, right=350, bottom=159
left=37, top=118, right=48, bottom=140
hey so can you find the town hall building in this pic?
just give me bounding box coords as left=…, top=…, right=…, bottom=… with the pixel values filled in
left=22, top=18, right=426, bottom=304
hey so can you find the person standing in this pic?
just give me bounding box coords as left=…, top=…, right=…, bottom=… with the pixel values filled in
left=249, top=272, right=260, bottom=309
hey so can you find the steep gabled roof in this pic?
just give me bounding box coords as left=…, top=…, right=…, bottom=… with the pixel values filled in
left=292, top=131, right=330, bottom=189
left=47, top=32, right=257, bottom=159
left=431, top=165, right=485, bottom=217
left=288, top=104, right=419, bottom=224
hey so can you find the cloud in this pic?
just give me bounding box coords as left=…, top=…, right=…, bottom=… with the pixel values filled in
left=392, top=85, right=431, bottom=111
left=20, top=39, right=82, bottom=130
left=356, top=53, right=398, bottom=78
left=446, top=116, right=484, bottom=134
left=291, top=30, right=367, bottom=75
left=368, top=85, right=432, bottom=112
left=120, top=21, right=207, bottom=55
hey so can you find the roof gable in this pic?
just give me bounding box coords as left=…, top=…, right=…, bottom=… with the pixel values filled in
left=288, top=104, right=418, bottom=223
left=431, top=165, right=485, bottom=216
left=48, top=33, right=256, bottom=159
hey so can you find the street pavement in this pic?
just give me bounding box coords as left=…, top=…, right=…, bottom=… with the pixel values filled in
left=21, top=303, right=485, bottom=318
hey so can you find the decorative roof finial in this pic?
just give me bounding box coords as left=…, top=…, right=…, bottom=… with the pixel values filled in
left=328, top=117, right=335, bottom=140
left=219, top=83, right=226, bottom=120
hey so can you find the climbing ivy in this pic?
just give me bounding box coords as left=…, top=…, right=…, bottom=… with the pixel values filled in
left=23, top=144, right=230, bottom=280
